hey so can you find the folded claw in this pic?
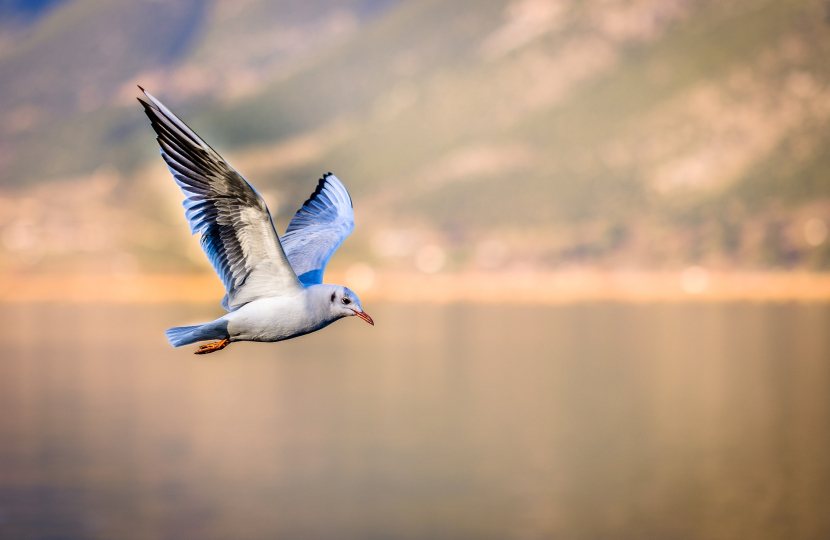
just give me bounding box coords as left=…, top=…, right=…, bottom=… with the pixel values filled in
left=195, top=338, right=229, bottom=355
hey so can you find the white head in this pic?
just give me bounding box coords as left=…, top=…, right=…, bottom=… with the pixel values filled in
left=325, top=285, right=373, bottom=325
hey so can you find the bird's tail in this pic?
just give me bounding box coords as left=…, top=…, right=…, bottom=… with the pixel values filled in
left=165, top=320, right=229, bottom=347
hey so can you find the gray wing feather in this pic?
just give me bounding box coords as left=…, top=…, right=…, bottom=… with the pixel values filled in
left=138, top=88, right=302, bottom=310
left=282, top=173, right=354, bottom=285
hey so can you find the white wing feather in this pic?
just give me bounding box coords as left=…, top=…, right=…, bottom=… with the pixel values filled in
left=139, top=88, right=303, bottom=311
left=282, top=174, right=354, bottom=285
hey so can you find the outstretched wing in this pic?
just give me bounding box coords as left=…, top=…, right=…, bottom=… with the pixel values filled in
left=138, top=87, right=302, bottom=311
left=281, top=173, right=354, bottom=285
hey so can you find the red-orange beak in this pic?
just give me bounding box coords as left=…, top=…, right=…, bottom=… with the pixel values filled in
left=352, top=309, right=374, bottom=325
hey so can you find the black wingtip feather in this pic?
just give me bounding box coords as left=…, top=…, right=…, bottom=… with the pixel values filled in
left=137, top=84, right=145, bottom=92
left=301, top=175, right=329, bottom=208
left=299, top=172, right=353, bottom=209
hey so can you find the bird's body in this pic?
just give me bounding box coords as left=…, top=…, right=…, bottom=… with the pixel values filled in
left=138, top=87, right=373, bottom=353
left=227, top=285, right=353, bottom=342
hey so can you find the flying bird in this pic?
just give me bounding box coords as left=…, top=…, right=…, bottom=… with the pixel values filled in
left=138, top=87, right=373, bottom=354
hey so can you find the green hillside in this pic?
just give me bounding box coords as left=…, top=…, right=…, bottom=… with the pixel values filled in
left=1, top=0, right=829, bottom=274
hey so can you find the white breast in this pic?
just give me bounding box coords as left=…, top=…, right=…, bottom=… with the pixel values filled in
left=223, top=291, right=334, bottom=343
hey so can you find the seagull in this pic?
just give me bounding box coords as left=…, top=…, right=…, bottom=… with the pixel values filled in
left=138, top=87, right=373, bottom=354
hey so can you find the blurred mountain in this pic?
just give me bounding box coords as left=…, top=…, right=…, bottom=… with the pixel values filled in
left=1, top=0, right=830, bottom=275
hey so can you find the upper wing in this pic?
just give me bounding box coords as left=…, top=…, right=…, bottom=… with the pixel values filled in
left=138, top=87, right=303, bottom=311
left=281, top=173, right=355, bottom=285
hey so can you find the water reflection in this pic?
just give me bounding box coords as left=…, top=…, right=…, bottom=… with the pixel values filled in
left=0, top=303, right=829, bottom=539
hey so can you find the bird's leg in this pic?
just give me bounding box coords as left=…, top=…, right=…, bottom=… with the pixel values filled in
left=194, top=338, right=229, bottom=355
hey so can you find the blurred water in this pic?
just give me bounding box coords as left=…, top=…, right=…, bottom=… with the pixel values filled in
left=0, top=302, right=829, bottom=540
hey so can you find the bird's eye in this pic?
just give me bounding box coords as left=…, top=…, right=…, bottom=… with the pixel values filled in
left=331, top=293, right=336, bottom=302
left=342, top=297, right=351, bottom=305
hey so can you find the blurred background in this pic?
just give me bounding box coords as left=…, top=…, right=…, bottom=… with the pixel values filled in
left=3, top=0, right=830, bottom=290
left=2, top=0, right=830, bottom=539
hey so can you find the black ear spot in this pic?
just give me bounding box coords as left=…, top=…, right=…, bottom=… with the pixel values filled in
left=331, top=292, right=336, bottom=302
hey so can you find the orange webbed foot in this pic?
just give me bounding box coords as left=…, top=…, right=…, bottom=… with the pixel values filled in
left=194, top=338, right=229, bottom=355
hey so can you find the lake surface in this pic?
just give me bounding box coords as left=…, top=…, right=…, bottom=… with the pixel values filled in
left=1, top=302, right=829, bottom=539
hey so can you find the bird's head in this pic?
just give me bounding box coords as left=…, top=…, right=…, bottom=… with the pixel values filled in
left=328, top=285, right=373, bottom=325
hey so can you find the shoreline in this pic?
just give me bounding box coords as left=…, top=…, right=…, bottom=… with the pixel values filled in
left=2, top=271, right=830, bottom=304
